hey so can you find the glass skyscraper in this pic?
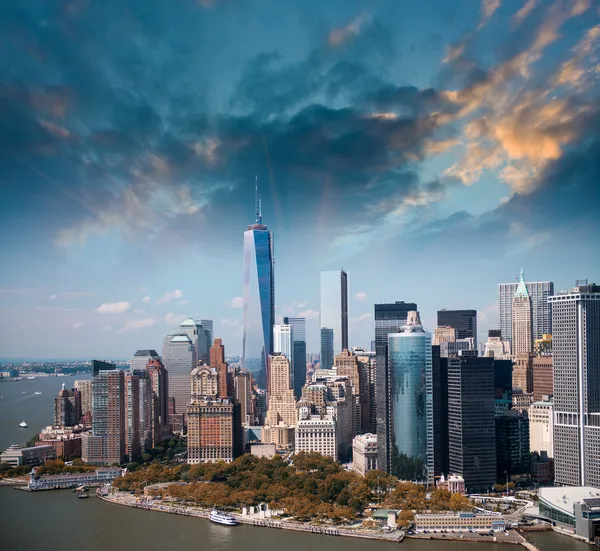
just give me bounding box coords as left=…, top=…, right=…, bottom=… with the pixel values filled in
left=375, top=301, right=418, bottom=346
left=319, top=270, right=348, bottom=360
left=320, top=327, right=334, bottom=370
left=284, top=316, right=307, bottom=399
left=242, top=190, right=274, bottom=390
left=383, top=312, right=433, bottom=484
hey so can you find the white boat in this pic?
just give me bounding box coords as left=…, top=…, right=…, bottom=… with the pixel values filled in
left=19, top=421, right=28, bottom=428
left=209, top=510, right=237, bottom=526
left=26, top=376, right=36, bottom=380
left=34, top=391, right=42, bottom=395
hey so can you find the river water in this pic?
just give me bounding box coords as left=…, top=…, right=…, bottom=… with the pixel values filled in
left=0, top=377, right=591, bottom=551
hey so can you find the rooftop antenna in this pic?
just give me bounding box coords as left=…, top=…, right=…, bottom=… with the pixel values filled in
left=254, top=175, right=259, bottom=225
left=259, top=196, right=263, bottom=225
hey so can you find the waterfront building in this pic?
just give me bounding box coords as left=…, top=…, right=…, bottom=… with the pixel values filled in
left=28, top=466, right=123, bottom=491
left=124, top=370, right=153, bottom=461
left=82, top=360, right=125, bottom=465
left=539, top=487, right=600, bottom=542
left=534, top=334, right=552, bottom=357
left=433, top=326, right=456, bottom=345
left=129, top=349, right=159, bottom=373
left=36, top=435, right=82, bottom=461
left=448, top=355, right=496, bottom=492
left=437, top=309, right=477, bottom=340
left=162, top=329, right=195, bottom=418
left=513, top=353, right=534, bottom=392
left=320, top=270, right=348, bottom=359
left=483, top=329, right=511, bottom=359
left=530, top=397, right=554, bottom=458
left=352, top=433, right=377, bottom=476
left=186, top=397, right=242, bottom=464
left=242, top=184, right=275, bottom=390
left=512, top=269, right=533, bottom=355
left=283, top=316, right=307, bottom=400
left=146, top=357, right=170, bottom=444
left=549, top=281, right=600, bottom=487
left=0, top=444, right=56, bottom=467
left=377, top=311, right=433, bottom=484
left=496, top=408, right=530, bottom=478
left=320, top=328, right=334, bottom=370
left=532, top=356, right=553, bottom=402
left=54, top=385, right=82, bottom=427
left=498, top=275, right=553, bottom=347
left=374, top=301, right=417, bottom=346
left=295, top=413, right=337, bottom=460
left=414, top=513, right=506, bottom=532
left=210, top=338, right=230, bottom=399
left=74, top=380, right=92, bottom=421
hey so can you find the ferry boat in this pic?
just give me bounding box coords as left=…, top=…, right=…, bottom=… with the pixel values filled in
left=34, top=391, right=42, bottom=395
left=209, top=510, right=237, bottom=526
left=76, top=486, right=90, bottom=499
left=19, top=421, right=28, bottom=428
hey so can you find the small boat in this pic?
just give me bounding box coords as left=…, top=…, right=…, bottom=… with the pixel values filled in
left=26, top=376, right=36, bottom=380
left=209, top=510, right=237, bottom=526
left=77, top=486, right=90, bottom=499
left=19, top=421, right=28, bottom=428
left=34, top=391, right=42, bottom=395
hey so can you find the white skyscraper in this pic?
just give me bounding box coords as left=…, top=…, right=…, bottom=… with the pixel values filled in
left=273, top=324, right=293, bottom=361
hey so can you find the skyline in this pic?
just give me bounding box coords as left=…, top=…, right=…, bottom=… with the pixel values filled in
left=1, top=0, right=599, bottom=359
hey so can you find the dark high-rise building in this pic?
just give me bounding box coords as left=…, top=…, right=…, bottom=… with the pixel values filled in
left=432, top=346, right=449, bottom=478
left=320, top=327, right=334, bottom=370
left=494, top=359, right=514, bottom=415
left=146, top=357, right=170, bottom=445
left=448, top=355, right=496, bottom=492
left=496, top=409, right=531, bottom=479
left=374, top=301, right=418, bottom=346
left=549, top=281, right=600, bottom=487
left=243, top=180, right=275, bottom=385
left=53, top=385, right=82, bottom=427
left=437, top=309, right=478, bottom=340
left=284, top=316, right=307, bottom=400
left=320, top=270, right=348, bottom=357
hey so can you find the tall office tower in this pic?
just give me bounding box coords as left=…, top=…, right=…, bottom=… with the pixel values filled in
left=512, top=270, right=533, bottom=355
left=234, top=371, right=252, bottom=425
left=320, top=328, right=334, bottom=370
left=265, top=355, right=297, bottom=430
left=162, top=329, right=195, bottom=417
left=431, top=346, right=449, bottom=478
left=53, top=385, right=82, bottom=427
left=129, top=349, right=159, bottom=372
left=242, top=182, right=275, bottom=389
left=448, top=355, right=496, bottom=492
left=529, top=397, right=554, bottom=457
left=273, top=324, right=293, bottom=392
left=146, top=357, right=170, bottom=444
left=378, top=311, right=433, bottom=483
left=319, top=270, right=348, bottom=357
left=437, top=309, right=478, bottom=340
left=124, top=373, right=141, bottom=461
left=74, top=380, right=92, bottom=422
left=532, top=356, right=553, bottom=402
left=549, top=281, right=600, bottom=487
left=210, top=338, right=229, bottom=399
left=201, top=320, right=213, bottom=351
left=283, top=316, right=307, bottom=400
left=495, top=409, right=531, bottom=479
left=498, top=273, right=553, bottom=346
left=82, top=361, right=125, bottom=465
left=513, top=354, right=534, bottom=392
left=354, top=347, right=377, bottom=433
left=433, top=326, right=457, bottom=345
left=179, top=318, right=211, bottom=366
left=494, top=359, right=514, bottom=415
left=334, top=349, right=368, bottom=436
left=439, top=338, right=475, bottom=357
left=374, top=301, right=418, bottom=346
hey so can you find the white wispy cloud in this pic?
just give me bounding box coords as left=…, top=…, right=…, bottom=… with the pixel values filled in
left=355, top=291, right=367, bottom=301
left=142, top=295, right=151, bottom=303
left=118, top=318, right=158, bottom=333
left=165, top=313, right=187, bottom=325
left=95, top=302, right=131, bottom=314
left=154, top=289, right=183, bottom=305
left=230, top=296, right=244, bottom=308
left=298, top=309, right=319, bottom=320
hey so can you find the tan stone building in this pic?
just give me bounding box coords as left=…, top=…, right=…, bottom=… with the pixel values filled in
left=210, top=338, right=230, bottom=399
left=512, top=269, right=533, bottom=355
left=533, top=356, right=553, bottom=401
left=433, top=326, right=457, bottom=345
left=190, top=365, right=218, bottom=399
left=513, top=353, right=534, bottom=392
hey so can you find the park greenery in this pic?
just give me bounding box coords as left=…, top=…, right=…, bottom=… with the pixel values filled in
left=112, top=451, right=473, bottom=523
left=0, top=458, right=97, bottom=479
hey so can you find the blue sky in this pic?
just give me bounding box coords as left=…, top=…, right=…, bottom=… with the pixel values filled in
left=1, top=0, right=599, bottom=359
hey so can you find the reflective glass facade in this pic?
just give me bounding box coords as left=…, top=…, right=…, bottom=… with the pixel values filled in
left=319, top=270, right=348, bottom=358
left=243, top=225, right=274, bottom=387
left=388, top=330, right=433, bottom=483
left=284, top=316, right=307, bottom=399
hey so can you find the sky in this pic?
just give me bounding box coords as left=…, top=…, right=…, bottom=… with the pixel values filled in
left=1, top=0, right=599, bottom=360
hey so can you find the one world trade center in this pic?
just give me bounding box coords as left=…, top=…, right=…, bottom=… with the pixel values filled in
left=242, top=180, right=274, bottom=391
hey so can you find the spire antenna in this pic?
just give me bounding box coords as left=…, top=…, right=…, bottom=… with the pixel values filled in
left=254, top=175, right=259, bottom=224
left=259, top=196, right=263, bottom=225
